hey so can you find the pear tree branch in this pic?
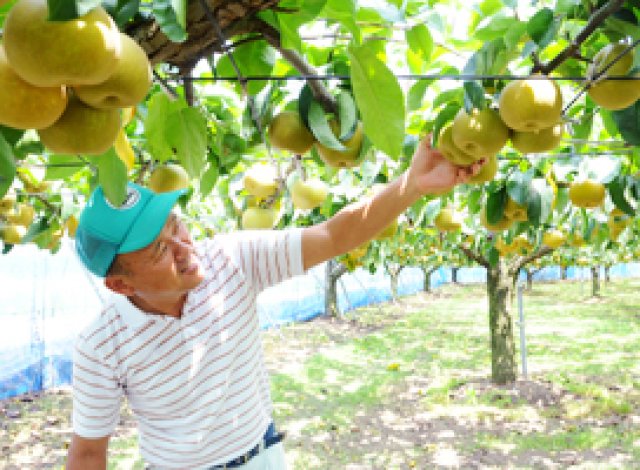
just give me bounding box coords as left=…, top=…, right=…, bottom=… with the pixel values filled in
left=531, top=0, right=625, bottom=74
left=459, top=244, right=490, bottom=269
left=510, top=245, right=554, bottom=274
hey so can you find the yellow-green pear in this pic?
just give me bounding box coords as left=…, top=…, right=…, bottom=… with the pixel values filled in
left=290, top=177, right=328, bottom=210
left=1, top=224, right=26, bottom=244
left=241, top=207, right=277, bottom=230
left=434, top=208, right=461, bottom=232
left=0, top=46, right=67, bottom=129
left=504, top=197, right=528, bottom=222
left=3, top=0, right=121, bottom=87
left=451, top=108, right=509, bottom=158
left=243, top=164, right=279, bottom=198
left=268, top=111, right=316, bottom=154
left=437, top=124, right=477, bottom=166
left=542, top=229, right=566, bottom=248
left=0, top=195, right=16, bottom=213
left=148, top=163, right=189, bottom=193
left=587, top=43, right=640, bottom=110
left=511, top=123, right=564, bottom=154
left=74, top=33, right=152, bottom=109
left=316, top=120, right=364, bottom=168
left=468, top=154, right=498, bottom=184
left=569, top=180, right=605, bottom=208
left=38, top=96, right=121, bottom=155
left=498, top=77, right=562, bottom=132
left=6, top=203, right=35, bottom=226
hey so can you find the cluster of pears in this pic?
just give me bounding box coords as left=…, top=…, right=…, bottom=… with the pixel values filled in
left=0, top=0, right=151, bottom=155
left=438, top=76, right=564, bottom=182
left=268, top=110, right=364, bottom=168
left=240, top=162, right=329, bottom=229
left=0, top=194, right=33, bottom=244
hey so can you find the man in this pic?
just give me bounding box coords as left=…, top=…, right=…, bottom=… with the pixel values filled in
left=66, top=138, right=483, bottom=469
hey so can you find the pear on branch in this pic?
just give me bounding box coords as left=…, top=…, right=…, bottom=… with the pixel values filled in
left=498, top=77, right=562, bottom=132
left=3, top=0, right=121, bottom=87
left=0, top=46, right=67, bottom=129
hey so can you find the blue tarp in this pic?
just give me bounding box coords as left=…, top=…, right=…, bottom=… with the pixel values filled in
left=1, top=240, right=639, bottom=400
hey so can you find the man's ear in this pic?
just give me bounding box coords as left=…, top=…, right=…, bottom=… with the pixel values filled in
left=104, top=275, right=135, bottom=296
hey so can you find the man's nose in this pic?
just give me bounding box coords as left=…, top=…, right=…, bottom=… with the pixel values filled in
left=170, top=236, right=192, bottom=257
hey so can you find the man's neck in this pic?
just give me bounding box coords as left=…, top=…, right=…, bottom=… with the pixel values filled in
left=127, top=293, right=188, bottom=318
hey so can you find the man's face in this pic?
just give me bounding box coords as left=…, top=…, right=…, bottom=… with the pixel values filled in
left=110, top=213, right=205, bottom=296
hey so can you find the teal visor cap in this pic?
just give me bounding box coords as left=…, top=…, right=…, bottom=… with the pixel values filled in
left=75, top=183, right=185, bottom=277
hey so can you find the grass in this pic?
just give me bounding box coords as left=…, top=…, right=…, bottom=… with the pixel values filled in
left=2, top=278, right=639, bottom=469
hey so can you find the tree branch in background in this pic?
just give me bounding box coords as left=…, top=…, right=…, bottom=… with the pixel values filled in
left=259, top=21, right=338, bottom=114
left=512, top=245, right=554, bottom=273
left=459, top=245, right=490, bottom=269
left=532, top=0, right=624, bottom=74
left=182, top=67, right=195, bottom=106
left=153, top=70, right=180, bottom=99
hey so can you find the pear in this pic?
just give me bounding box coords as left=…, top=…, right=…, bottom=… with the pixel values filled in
left=504, top=197, right=528, bottom=222
left=434, top=208, right=461, bottom=232
left=569, top=180, right=605, bottom=208
left=243, top=164, right=279, bottom=198
left=3, top=0, right=121, bottom=87
left=451, top=108, right=509, bottom=158
left=0, top=46, right=67, bottom=129
left=38, top=96, right=121, bottom=155
left=75, top=34, right=152, bottom=109
left=587, top=43, right=640, bottom=110
left=268, top=111, right=316, bottom=154
left=467, top=154, right=498, bottom=184
left=511, top=123, right=564, bottom=154
left=6, top=203, right=35, bottom=226
left=437, top=124, right=477, bottom=166
left=290, top=177, right=328, bottom=210
left=241, top=207, right=277, bottom=230
left=148, top=163, right=190, bottom=193
left=542, top=229, right=566, bottom=249
left=1, top=224, right=26, bottom=244
left=480, top=207, right=512, bottom=231
left=316, top=120, right=364, bottom=168
left=498, top=77, right=562, bottom=132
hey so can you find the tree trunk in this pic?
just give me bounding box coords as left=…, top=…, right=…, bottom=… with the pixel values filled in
left=604, top=265, right=611, bottom=282
left=325, top=259, right=346, bottom=317
left=387, top=265, right=403, bottom=302
left=421, top=267, right=434, bottom=292
left=526, top=268, right=534, bottom=291
left=561, top=265, right=568, bottom=280
left=452, top=267, right=459, bottom=284
left=591, top=265, right=601, bottom=297
left=486, top=260, right=517, bottom=385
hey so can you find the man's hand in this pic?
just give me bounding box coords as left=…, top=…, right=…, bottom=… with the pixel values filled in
left=405, top=136, right=485, bottom=196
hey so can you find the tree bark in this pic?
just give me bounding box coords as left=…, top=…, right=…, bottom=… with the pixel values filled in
left=386, top=264, right=403, bottom=302
left=591, top=265, right=601, bottom=297
left=561, top=265, right=568, bottom=280
left=525, top=268, right=534, bottom=291
left=486, top=259, right=517, bottom=385
left=127, top=0, right=281, bottom=68
left=421, top=266, right=436, bottom=292
left=325, top=259, right=346, bottom=317
left=451, top=267, right=459, bottom=284
left=604, top=264, right=611, bottom=282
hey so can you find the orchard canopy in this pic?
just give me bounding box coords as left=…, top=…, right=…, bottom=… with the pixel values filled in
left=1, top=0, right=640, bottom=384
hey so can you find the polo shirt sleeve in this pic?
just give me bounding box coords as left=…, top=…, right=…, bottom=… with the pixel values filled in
left=216, top=228, right=304, bottom=293
left=71, top=333, right=124, bottom=439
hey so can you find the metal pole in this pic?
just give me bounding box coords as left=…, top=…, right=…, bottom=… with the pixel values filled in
left=517, top=282, right=528, bottom=379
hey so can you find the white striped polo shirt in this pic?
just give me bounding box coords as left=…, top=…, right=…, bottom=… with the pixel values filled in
left=72, top=228, right=304, bottom=469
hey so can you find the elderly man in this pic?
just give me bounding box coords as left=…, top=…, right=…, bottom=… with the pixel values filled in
left=66, top=138, right=483, bottom=469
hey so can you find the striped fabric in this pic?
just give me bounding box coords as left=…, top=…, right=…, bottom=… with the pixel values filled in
left=72, top=229, right=304, bottom=469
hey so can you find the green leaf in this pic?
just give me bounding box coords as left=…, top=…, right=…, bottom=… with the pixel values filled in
left=145, top=92, right=187, bottom=162
left=486, top=186, right=507, bottom=224
left=337, top=91, right=357, bottom=140
left=199, top=162, right=219, bottom=197
left=0, top=132, right=16, bottom=198
left=463, top=81, right=486, bottom=113
left=0, top=126, right=24, bottom=147
left=611, top=101, right=640, bottom=145
left=407, top=79, right=433, bottom=112
left=47, top=0, right=78, bottom=20
left=216, top=41, right=275, bottom=95
left=582, top=156, right=621, bottom=183
left=406, top=24, right=433, bottom=65
left=22, top=219, right=50, bottom=245
left=527, top=8, right=555, bottom=47
left=152, top=0, right=187, bottom=42
left=348, top=44, right=405, bottom=158
left=607, top=175, right=636, bottom=215
left=165, top=107, right=208, bottom=178
left=475, top=15, right=516, bottom=41
left=506, top=170, right=534, bottom=205
left=96, top=148, right=128, bottom=206
left=298, top=84, right=314, bottom=129
left=432, top=102, right=460, bottom=146
left=44, top=154, right=85, bottom=180
left=107, top=0, right=140, bottom=28
left=308, top=100, right=345, bottom=151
